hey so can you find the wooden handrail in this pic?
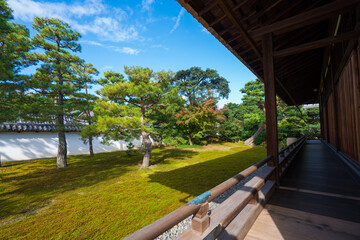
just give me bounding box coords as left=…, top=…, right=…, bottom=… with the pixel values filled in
left=178, top=166, right=275, bottom=239
left=123, top=154, right=273, bottom=240
left=207, top=154, right=273, bottom=202
left=279, top=135, right=306, bottom=155
left=122, top=204, right=200, bottom=240
left=278, top=136, right=307, bottom=177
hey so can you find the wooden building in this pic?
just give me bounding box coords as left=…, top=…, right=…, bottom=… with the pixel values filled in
left=123, top=1, right=360, bottom=239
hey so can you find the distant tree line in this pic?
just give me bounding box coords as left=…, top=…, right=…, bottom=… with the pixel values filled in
left=0, top=1, right=319, bottom=168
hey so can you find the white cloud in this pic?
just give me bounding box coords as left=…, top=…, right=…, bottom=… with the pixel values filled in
left=79, top=40, right=103, bottom=46
left=141, top=0, right=155, bottom=11
left=7, top=0, right=139, bottom=42
left=170, top=8, right=185, bottom=34
left=73, top=17, right=138, bottom=42
left=151, top=44, right=169, bottom=51
left=114, top=47, right=140, bottom=55
left=8, top=0, right=104, bottom=21
left=201, top=27, right=210, bottom=34
left=102, top=66, right=113, bottom=70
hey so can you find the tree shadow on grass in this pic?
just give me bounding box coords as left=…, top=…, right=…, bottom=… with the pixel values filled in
left=0, top=151, right=143, bottom=220
left=0, top=148, right=199, bottom=220
left=150, top=148, right=198, bottom=165
left=148, top=147, right=266, bottom=204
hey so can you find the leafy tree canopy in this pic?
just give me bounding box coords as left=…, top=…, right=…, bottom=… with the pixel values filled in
left=175, top=67, right=229, bottom=105
left=29, top=17, right=89, bottom=167
left=240, top=78, right=265, bottom=111
left=0, top=0, right=33, bottom=122
left=94, top=66, right=175, bottom=167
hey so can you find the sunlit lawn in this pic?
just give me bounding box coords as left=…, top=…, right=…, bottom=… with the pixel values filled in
left=0, top=142, right=265, bottom=239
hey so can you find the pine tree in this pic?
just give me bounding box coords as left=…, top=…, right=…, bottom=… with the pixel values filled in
left=0, top=0, right=33, bottom=122
left=240, top=79, right=266, bottom=146
left=94, top=66, right=174, bottom=168
left=174, top=67, right=229, bottom=145
left=73, top=61, right=99, bottom=157
left=30, top=17, right=85, bottom=168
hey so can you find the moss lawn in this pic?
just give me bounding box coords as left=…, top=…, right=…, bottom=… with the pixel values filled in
left=0, top=142, right=265, bottom=239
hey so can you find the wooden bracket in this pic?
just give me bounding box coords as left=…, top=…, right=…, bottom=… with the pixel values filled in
left=249, top=193, right=259, bottom=205
left=191, top=202, right=210, bottom=233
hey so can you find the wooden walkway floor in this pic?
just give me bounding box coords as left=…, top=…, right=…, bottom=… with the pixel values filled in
left=245, top=141, right=360, bottom=240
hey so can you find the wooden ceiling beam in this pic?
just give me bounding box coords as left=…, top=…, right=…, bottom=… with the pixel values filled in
left=209, top=15, right=226, bottom=27
left=242, top=0, right=283, bottom=24
left=206, top=0, right=251, bottom=27
left=198, top=1, right=217, bottom=16
left=281, top=64, right=320, bottom=79
left=227, top=34, right=241, bottom=44
left=276, top=52, right=320, bottom=71
left=216, top=0, right=262, bottom=59
left=250, top=0, right=360, bottom=38
left=218, top=25, right=236, bottom=36
left=247, top=0, right=304, bottom=32
left=274, top=30, right=360, bottom=58
left=215, top=0, right=299, bottom=106
left=274, top=25, right=317, bottom=51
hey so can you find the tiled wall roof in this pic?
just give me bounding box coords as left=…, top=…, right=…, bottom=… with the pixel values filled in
left=0, top=123, right=81, bottom=132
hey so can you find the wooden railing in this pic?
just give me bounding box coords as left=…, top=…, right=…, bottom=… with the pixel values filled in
left=123, top=137, right=306, bottom=240
left=278, top=136, right=307, bottom=177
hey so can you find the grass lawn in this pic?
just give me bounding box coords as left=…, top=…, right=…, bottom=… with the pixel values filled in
left=0, top=142, right=266, bottom=239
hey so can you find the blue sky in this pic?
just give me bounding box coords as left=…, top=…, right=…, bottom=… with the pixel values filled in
left=7, top=0, right=257, bottom=107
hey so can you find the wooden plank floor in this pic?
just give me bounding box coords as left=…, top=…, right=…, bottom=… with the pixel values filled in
left=244, top=141, right=360, bottom=240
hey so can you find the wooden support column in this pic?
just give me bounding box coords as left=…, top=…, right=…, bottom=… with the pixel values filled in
left=330, top=59, right=340, bottom=150
left=319, top=93, right=325, bottom=139
left=262, top=33, right=279, bottom=185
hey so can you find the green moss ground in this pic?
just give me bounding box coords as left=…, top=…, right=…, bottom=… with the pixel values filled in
left=0, top=143, right=265, bottom=239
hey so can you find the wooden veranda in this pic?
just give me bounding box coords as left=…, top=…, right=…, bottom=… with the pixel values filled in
left=123, top=0, right=360, bottom=239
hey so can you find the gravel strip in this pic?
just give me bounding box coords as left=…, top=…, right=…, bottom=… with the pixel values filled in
left=155, top=166, right=265, bottom=240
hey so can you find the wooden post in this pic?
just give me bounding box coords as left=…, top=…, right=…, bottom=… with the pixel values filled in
left=262, top=33, right=280, bottom=185
left=191, top=202, right=209, bottom=233
left=324, top=82, right=330, bottom=142
left=330, top=59, right=340, bottom=151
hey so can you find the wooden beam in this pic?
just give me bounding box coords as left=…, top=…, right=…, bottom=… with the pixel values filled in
left=207, top=0, right=251, bottom=27
left=241, top=0, right=283, bottom=23
left=274, top=30, right=360, bottom=58
left=198, top=1, right=217, bottom=16
left=215, top=0, right=300, bottom=107
left=250, top=0, right=360, bottom=38
left=353, top=46, right=360, bottom=162
left=227, top=34, right=241, bottom=44
left=334, top=40, right=359, bottom=83
left=330, top=59, right=340, bottom=150
left=178, top=0, right=299, bottom=107
left=262, top=33, right=279, bottom=185
left=209, top=15, right=226, bottom=27
left=274, top=25, right=316, bottom=51
left=216, top=0, right=262, bottom=59
left=218, top=25, right=236, bottom=36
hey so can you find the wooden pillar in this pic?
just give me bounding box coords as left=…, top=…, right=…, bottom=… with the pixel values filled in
left=319, top=95, right=325, bottom=139
left=262, top=33, right=279, bottom=185
left=353, top=45, right=360, bottom=162
left=330, top=59, right=340, bottom=150
left=323, top=77, right=330, bottom=142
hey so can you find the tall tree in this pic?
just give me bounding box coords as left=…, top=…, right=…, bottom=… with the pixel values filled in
left=174, top=67, right=229, bottom=145
left=175, top=67, right=230, bottom=105
left=0, top=0, right=33, bottom=122
left=240, top=79, right=266, bottom=145
left=30, top=17, right=84, bottom=168
left=73, top=61, right=99, bottom=157
left=94, top=67, right=174, bottom=168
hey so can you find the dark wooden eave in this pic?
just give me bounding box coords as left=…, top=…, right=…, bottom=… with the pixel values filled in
left=177, top=0, right=360, bottom=105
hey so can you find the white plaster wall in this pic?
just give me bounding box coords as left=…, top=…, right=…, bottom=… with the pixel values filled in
left=0, top=132, right=141, bottom=162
